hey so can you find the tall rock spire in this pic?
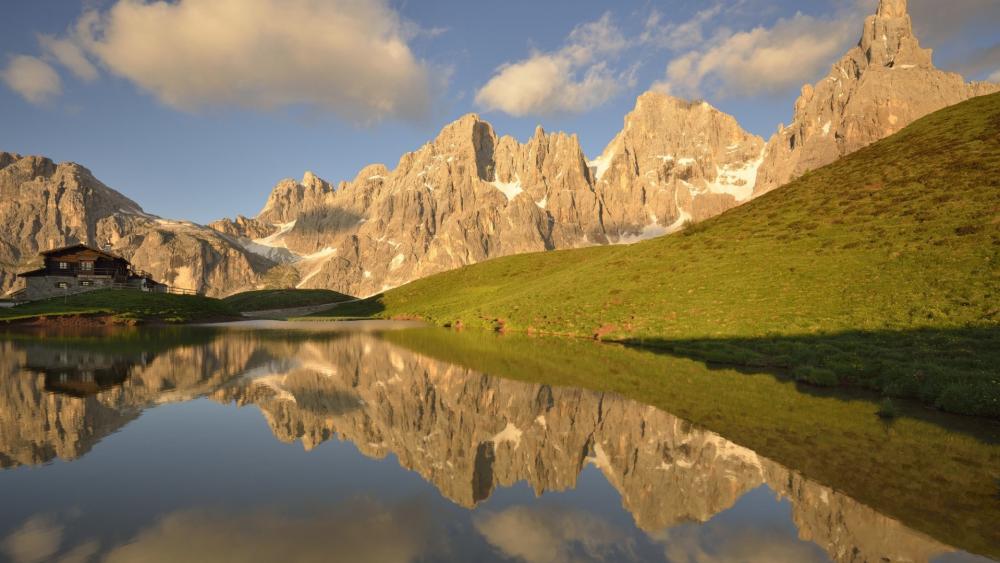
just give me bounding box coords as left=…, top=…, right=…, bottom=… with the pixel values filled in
left=861, top=0, right=931, bottom=68
left=877, top=0, right=908, bottom=18
left=752, top=0, right=1000, bottom=197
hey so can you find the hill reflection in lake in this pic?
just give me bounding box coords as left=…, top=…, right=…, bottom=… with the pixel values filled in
left=0, top=327, right=995, bottom=563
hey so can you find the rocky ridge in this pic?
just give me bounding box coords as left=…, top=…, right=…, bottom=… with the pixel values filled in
left=0, top=152, right=273, bottom=297
left=216, top=98, right=764, bottom=297
left=753, top=0, right=1000, bottom=195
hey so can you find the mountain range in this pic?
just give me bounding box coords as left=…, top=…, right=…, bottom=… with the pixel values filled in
left=1, top=0, right=996, bottom=297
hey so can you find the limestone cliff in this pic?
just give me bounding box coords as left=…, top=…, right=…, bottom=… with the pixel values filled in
left=753, top=0, right=1000, bottom=196
left=592, top=94, right=765, bottom=229
left=220, top=96, right=762, bottom=296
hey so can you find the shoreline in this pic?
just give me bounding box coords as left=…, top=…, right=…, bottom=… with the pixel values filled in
left=0, top=312, right=244, bottom=328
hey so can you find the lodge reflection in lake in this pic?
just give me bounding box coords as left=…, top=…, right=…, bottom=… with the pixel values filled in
left=24, top=344, right=152, bottom=397
left=0, top=328, right=996, bottom=563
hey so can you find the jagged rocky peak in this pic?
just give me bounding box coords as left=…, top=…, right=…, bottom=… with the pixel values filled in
left=208, top=214, right=276, bottom=241
left=0, top=153, right=144, bottom=227
left=223, top=98, right=776, bottom=297
left=877, top=0, right=907, bottom=17
left=594, top=92, right=765, bottom=185
left=0, top=151, right=23, bottom=171
left=352, top=163, right=390, bottom=185
left=256, top=170, right=336, bottom=225
left=863, top=0, right=931, bottom=68
left=419, top=112, right=498, bottom=182
left=752, top=0, right=1000, bottom=196
left=493, top=124, right=592, bottom=193
left=592, top=92, right=765, bottom=234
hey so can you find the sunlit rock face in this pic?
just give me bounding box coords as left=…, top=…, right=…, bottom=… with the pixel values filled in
left=592, top=94, right=765, bottom=229
left=0, top=331, right=965, bottom=562
left=213, top=94, right=763, bottom=297
left=215, top=115, right=581, bottom=296
left=753, top=0, right=1000, bottom=197
left=0, top=152, right=273, bottom=297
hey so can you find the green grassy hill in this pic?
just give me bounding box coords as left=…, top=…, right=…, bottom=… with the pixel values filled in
left=0, top=289, right=239, bottom=324
left=318, top=93, right=1000, bottom=417
left=222, top=288, right=354, bottom=312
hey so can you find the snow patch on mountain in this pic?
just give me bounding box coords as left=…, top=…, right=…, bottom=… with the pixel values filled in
left=491, top=177, right=523, bottom=201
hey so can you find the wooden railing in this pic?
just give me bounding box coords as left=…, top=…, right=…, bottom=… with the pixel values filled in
left=109, top=283, right=200, bottom=296
left=166, top=287, right=199, bottom=296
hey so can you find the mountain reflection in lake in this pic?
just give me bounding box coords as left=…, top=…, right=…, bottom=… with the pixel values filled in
left=0, top=327, right=995, bottom=563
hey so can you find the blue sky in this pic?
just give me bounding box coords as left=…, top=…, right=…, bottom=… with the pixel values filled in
left=1, top=0, right=998, bottom=223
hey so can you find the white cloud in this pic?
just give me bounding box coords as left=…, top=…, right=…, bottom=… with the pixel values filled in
left=103, top=501, right=437, bottom=563
left=1, top=516, right=63, bottom=563
left=641, top=5, right=724, bottom=51
left=1, top=55, right=62, bottom=104
left=38, top=35, right=98, bottom=82
left=652, top=523, right=828, bottom=563
left=475, top=14, right=634, bottom=117
left=474, top=505, right=631, bottom=563
left=68, top=0, right=437, bottom=122
left=653, top=12, right=858, bottom=98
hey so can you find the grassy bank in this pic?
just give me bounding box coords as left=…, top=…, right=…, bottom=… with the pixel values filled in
left=0, top=290, right=239, bottom=324
left=314, top=93, right=1000, bottom=417
left=223, top=289, right=354, bottom=312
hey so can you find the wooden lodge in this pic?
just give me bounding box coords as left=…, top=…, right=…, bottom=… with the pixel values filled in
left=10, top=244, right=168, bottom=302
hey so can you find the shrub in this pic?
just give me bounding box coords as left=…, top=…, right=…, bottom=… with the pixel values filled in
left=792, top=366, right=839, bottom=387
left=876, top=398, right=898, bottom=419
left=936, top=382, right=1000, bottom=418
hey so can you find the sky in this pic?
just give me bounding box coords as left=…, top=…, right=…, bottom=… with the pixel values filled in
left=1, top=0, right=998, bottom=224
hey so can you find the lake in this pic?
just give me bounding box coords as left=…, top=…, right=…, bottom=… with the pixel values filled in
left=0, top=324, right=996, bottom=563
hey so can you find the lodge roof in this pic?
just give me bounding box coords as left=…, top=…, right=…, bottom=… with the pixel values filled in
left=39, top=243, right=125, bottom=261
left=16, top=268, right=48, bottom=278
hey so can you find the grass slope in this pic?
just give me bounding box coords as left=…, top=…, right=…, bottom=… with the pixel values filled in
left=223, top=289, right=354, bottom=312
left=0, top=289, right=238, bottom=323
left=318, top=93, right=1000, bottom=417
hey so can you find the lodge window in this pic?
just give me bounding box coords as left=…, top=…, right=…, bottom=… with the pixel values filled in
left=58, top=262, right=69, bottom=270
left=80, top=261, right=94, bottom=271
left=56, top=282, right=68, bottom=289
left=81, top=280, right=92, bottom=287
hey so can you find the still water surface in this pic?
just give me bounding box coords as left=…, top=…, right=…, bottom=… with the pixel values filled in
left=0, top=325, right=996, bottom=562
